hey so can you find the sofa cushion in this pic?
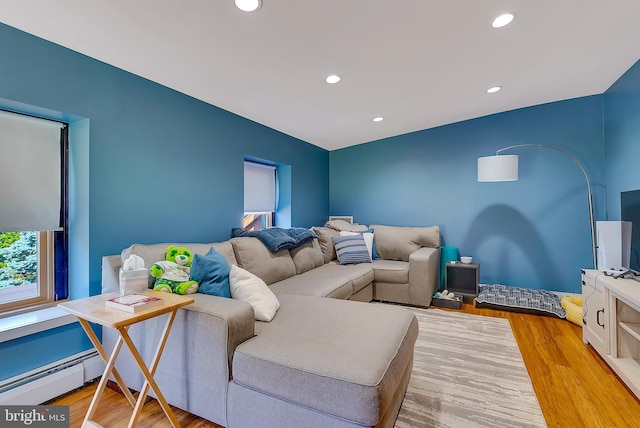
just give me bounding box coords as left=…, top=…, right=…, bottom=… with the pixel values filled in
left=229, top=265, right=280, bottom=322
left=347, top=264, right=375, bottom=294
left=311, top=226, right=339, bottom=263
left=371, top=259, right=409, bottom=284
left=324, top=219, right=369, bottom=232
left=320, top=261, right=375, bottom=294
left=121, top=241, right=238, bottom=287
left=332, top=234, right=372, bottom=265
left=233, top=295, right=418, bottom=426
left=230, top=237, right=296, bottom=285
left=370, top=224, right=440, bottom=261
left=191, top=247, right=232, bottom=297
left=269, top=265, right=354, bottom=300
left=289, top=238, right=324, bottom=275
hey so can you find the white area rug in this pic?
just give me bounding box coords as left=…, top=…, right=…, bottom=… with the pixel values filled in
left=395, top=308, right=547, bottom=428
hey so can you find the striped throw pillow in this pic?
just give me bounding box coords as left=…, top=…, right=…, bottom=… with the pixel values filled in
left=332, top=234, right=372, bottom=265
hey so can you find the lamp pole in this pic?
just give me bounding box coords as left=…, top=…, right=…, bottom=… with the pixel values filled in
left=495, top=144, right=597, bottom=269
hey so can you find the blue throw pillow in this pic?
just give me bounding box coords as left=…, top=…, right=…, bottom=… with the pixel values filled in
left=362, top=228, right=379, bottom=260
left=332, top=234, right=372, bottom=265
left=191, top=247, right=231, bottom=297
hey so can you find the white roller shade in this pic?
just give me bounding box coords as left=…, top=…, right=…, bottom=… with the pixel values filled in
left=0, top=110, right=65, bottom=232
left=244, top=161, right=276, bottom=213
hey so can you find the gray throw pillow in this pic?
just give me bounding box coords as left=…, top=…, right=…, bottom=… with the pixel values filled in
left=312, top=226, right=340, bottom=263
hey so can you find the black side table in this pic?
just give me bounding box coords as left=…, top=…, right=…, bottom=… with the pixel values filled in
left=445, top=262, right=479, bottom=303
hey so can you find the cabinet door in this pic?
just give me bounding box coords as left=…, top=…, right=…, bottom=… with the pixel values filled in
left=582, top=275, right=609, bottom=354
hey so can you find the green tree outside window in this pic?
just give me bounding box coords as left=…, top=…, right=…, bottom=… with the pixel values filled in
left=0, top=231, right=37, bottom=288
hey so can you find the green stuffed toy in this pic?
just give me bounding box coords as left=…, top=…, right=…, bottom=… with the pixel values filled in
left=149, top=245, right=199, bottom=295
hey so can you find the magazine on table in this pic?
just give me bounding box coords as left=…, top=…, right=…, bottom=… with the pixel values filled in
left=105, top=293, right=164, bottom=313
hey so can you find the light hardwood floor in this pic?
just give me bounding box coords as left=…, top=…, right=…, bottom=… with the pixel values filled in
left=50, top=303, right=640, bottom=427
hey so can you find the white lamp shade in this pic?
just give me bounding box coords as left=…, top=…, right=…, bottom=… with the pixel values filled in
left=478, top=155, right=519, bottom=182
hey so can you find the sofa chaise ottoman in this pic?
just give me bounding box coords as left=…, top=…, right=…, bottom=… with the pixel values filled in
left=227, top=295, right=418, bottom=427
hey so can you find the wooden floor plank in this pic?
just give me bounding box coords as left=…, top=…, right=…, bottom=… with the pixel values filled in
left=50, top=303, right=640, bottom=427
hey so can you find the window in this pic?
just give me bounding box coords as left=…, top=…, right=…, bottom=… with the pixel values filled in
left=0, top=231, right=54, bottom=308
left=243, top=160, right=276, bottom=231
left=0, top=110, right=68, bottom=316
left=242, top=213, right=274, bottom=231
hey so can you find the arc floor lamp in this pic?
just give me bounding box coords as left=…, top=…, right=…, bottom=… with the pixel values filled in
left=477, top=144, right=597, bottom=268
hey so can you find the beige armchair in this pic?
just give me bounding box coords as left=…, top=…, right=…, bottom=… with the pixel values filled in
left=369, top=224, right=441, bottom=307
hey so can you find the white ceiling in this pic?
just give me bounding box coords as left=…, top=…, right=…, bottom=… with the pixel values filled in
left=1, top=1, right=639, bottom=151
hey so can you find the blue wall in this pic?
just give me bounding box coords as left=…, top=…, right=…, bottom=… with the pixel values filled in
left=0, top=23, right=328, bottom=381
left=330, top=96, right=605, bottom=293
left=604, top=59, right=640, bottom=219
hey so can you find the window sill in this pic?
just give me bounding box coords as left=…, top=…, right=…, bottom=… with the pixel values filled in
left=0, top=306, right=77, bottom=343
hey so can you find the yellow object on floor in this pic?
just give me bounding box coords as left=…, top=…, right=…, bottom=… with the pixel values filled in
left=561, top=295, right=583, bottom=326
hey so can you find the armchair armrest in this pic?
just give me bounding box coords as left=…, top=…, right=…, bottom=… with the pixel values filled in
left=103, top=294, right=254, bottom=426
left=102, top=255, right=122, bottom=294
left=408, top=247, right=440, bottom=307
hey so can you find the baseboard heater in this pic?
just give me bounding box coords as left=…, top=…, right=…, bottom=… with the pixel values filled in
left=0, top=349, right=104, bottom=405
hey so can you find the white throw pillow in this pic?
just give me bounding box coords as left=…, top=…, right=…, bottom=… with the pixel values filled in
left=229, top=265, right=280, bottom=322
left=340, top=231, right=374, bottom=259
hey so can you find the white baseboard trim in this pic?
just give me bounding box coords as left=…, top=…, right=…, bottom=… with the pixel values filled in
left=83, top=354, right=104, bottom=384
left=0, top=349, right=104, bottom=405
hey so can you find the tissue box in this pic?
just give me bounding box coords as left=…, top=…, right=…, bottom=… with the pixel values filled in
left=119, top=268, right=149, bottom=295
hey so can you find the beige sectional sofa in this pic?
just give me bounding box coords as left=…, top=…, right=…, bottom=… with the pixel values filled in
left=100, top=225, right=440, bottom=427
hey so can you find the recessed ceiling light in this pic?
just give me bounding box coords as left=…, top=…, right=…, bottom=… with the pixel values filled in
left=325, top=74, right=341, bottom=84
left=235, top=0, right=262, bottom=12
left=373, top=117, right=384, bottom=122
left=492, top=13, right=515, bottom=28
left=486, top=86, right=502, bottom=94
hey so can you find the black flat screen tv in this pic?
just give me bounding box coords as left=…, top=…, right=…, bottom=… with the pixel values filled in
left=621, top=189, right=640, bottom=271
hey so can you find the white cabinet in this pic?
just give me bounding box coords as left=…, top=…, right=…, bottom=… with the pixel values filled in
left=582, top=270, right=609, bottom=355
left=582, top=270, right=640, bottom=400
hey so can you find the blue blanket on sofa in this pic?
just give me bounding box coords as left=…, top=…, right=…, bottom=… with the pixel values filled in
left=231, top=227, right=317, bottom=252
